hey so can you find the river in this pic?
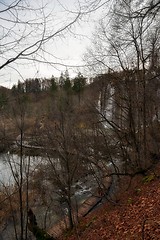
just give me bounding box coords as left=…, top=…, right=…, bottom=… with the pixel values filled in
left=0, top=153, right=45, bottom=186
left=0, top=152, right=115, bottom=239
left=0, top=153, right=98, bottom=225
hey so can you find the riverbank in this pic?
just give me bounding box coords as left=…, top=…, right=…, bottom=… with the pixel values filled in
left=48, top=176, right=112, bottom=238
left=59, top=162, right=160, bottom=240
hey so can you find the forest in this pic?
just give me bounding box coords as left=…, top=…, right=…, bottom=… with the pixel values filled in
left=0, top=0, right=160, bottom=239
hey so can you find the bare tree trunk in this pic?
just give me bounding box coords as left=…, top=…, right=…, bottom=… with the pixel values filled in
left=27, top=209, right=56, bottom=240
left=19, top=128, right=24, bottom=240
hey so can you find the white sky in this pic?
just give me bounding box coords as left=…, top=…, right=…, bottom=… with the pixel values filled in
left=0, top=0, right=108, bottom=88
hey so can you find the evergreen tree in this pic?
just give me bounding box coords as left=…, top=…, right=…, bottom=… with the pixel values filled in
left=0, top=92, right=8, bottom=109
left=50, top=75, right=58, bottom=93
left=33, top=78, right=41, bottom=93
left=63, top=69, right=72, bottom=92
left=72, top=72, right=86, bottom=103
left=17, top=80, right=24, bottom=93
left=11, top=84, right=17, bottom=95
left=59, top=72, right=65, bottom=88
left=25, top=79, right=32, bottom=93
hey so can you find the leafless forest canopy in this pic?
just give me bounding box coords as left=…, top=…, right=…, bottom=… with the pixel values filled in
left=0, top=0, right=160, bottom=239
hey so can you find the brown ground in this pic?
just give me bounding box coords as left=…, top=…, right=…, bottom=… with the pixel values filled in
left=59, top=163, right=160, bottom=240
left=49, top=177, right=112, bottom=237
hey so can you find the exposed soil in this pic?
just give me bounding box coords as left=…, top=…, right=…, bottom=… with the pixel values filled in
left=59, top=163, right=160, bottom=240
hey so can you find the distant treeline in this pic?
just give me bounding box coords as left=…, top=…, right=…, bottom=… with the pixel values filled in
left=11, top=71, right=86, bottom=94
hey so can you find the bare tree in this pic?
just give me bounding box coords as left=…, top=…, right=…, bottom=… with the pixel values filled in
left=0, top=0, right=110, bottom=82
left=84, top=0, right=160, bottom=171
left=44, top=109, right=83, bottom=229
left=8, top=93, right=30, bottom=240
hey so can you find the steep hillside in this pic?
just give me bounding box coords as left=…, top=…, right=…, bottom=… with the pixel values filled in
left=60, top=163, right=160, bottom=240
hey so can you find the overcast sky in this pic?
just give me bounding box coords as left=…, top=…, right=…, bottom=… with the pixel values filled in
left=0, top=0, right=108, bottom=88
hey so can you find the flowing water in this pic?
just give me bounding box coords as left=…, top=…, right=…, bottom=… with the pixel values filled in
left=0, top=152, right=99, bottom=239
